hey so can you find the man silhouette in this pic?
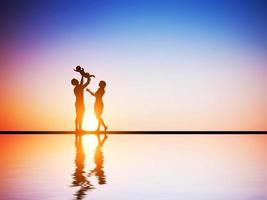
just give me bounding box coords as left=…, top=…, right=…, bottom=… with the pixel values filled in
left=71, top=74, right=90, bottom=132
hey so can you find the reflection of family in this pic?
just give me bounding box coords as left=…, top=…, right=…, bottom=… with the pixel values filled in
left=71, top=134, right=107, bottom=200
left=71, top=66, right=108, bottom=134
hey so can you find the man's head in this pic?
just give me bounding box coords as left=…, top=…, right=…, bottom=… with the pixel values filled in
left=71, top=78, right=79, bottom=86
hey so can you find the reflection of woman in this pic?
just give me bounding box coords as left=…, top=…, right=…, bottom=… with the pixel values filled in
left=89, top=135, right=108, bottom=185
left=86, top=81, right=108, bottom=133
left=71, top=137, right=93, bottom=200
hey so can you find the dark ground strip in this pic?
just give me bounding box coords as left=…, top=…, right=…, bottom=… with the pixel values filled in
left=0, top=131, right=266, bottom=134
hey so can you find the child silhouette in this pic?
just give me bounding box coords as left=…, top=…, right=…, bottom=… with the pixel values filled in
left=74, top=66, right=95, bottom=79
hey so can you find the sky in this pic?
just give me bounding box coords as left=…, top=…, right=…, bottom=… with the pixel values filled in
left=0, top=0, right=266, bottom=131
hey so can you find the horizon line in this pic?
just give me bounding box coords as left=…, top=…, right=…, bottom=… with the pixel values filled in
left=0, top=131, right=266, bottom=134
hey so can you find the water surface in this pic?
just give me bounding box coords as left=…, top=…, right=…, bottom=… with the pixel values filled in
left=1, top=134, right=267, bottom=200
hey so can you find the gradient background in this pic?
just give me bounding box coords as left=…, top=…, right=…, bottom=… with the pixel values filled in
left=0, top=0, right=266, bottom=131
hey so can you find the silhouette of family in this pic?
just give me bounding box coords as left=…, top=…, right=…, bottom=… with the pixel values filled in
left=71, top=66, right=108, bottom=135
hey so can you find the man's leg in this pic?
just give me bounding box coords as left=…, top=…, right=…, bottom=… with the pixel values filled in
left=79, top=111, right=84, bottom=131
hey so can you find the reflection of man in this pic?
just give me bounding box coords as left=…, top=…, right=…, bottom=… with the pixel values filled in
left=71, top=137, right=93, bottom=200
left=71, top=74, right=90, bottom=132
left=89, top=135, right=108, bottom=185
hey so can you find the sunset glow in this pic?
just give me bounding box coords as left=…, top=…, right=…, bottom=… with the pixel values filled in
left=83, top=112, right=98, bottom=131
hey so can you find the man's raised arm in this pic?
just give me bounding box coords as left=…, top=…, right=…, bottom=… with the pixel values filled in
left=82, top=77, right=90, bottom=89
left=79, top=75, right=84, bottom=86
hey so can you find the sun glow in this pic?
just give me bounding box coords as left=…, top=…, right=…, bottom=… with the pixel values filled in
left=82, top=134, right=98, bottom=153
left=83, top=112, right=98, bottom=131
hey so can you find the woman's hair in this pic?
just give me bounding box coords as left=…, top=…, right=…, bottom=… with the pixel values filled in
left=71, top=78, right=79, bottom=86
left=99, top=80, right=106, bottom=88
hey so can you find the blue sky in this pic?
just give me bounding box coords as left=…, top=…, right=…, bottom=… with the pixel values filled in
left=1, top=0, right=266, bottom=50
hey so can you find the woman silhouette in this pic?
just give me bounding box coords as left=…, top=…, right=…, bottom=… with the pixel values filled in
left=86, top=80, right=108, bottom=133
